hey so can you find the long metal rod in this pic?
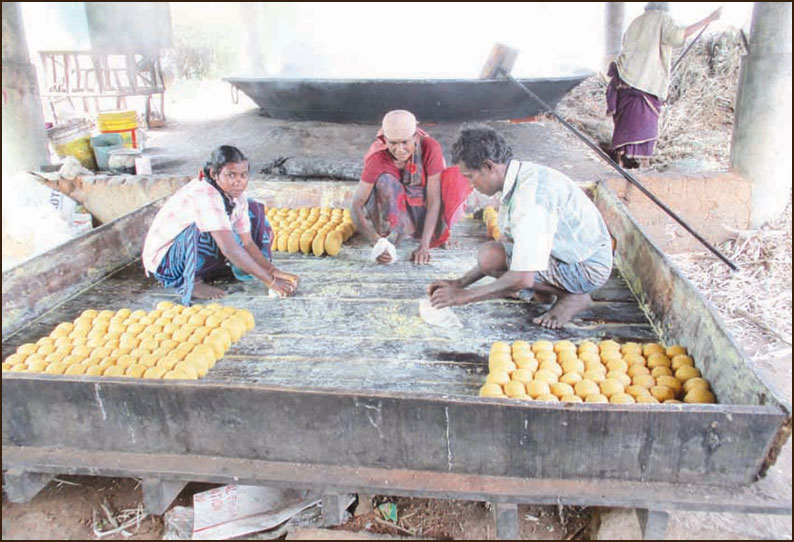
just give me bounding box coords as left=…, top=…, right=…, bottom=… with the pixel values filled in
left=500, top=70, right=739, bottom=271
left=672, top=24, right=709, bottom=73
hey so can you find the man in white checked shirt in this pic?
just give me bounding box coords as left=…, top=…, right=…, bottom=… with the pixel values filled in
left=428, top=124, right=613, bottom=329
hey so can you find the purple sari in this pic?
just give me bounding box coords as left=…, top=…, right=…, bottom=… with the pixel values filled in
left=606, top=62, right=663, bottom=159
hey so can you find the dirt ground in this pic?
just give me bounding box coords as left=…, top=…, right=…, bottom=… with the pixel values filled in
left=3, top=76, right=791, bottom=540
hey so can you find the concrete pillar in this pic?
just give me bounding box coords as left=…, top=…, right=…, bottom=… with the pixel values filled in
left=730, top=2, right=792, bottom=228
left=1, top=2, right=50, bottom=181
left=603, top=2, right=625, bottom=73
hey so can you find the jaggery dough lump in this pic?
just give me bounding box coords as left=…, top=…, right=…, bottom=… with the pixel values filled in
left=533, top=369, right=559, bottom=384
left=577, top=341, right=599, bottom=355
left=536, top=393, right=559, bottom=402
left=511, top=340, right=531, bottom=353
left=561, top=359, right=585, bottom=374
left=643, top=343, right=665, bottom=357
left=675, top=365, right=701, bottom=382
left=575, top=379, right=600, bottom=398
left=683, top=388, right=716, bottom=404
left=538, top=360, right=563, bottom=377
left=45, top=362, right=68, bottom=375
left=626, top=385, right=652, bottom=399
left=647, top=353, right=671, bottom=369
left=479, top=383, right=505, bottom=397
left=325, top=231, right=343, bottom=256
left=560, top=371, right=583, bottom=386
left=671, top=354, right=695, bottom=370
left=553, top=340, right=576, bottom=353
left=656, top=375, right=683, bottom=396
left=515, top=356, right=539, bottom=371
left=583, top=370, right=606, bottom=383
left=610, top=393, right=636, bottom=404
left=636, top=395, right=660, bottom=404
left=287, top=232, right=301, bottom=253
left=490, top=359, right=517, bottom=375
left=143, top=366, right=167, bottom=379
left=299, top=231, right=315, bottom=254
left=526, top=380, right=551, bottom=399
left=550, top=382, right=575, bottom=398
left=665, top=345, right=687, bottom=358
left=683, top=377, right=710, bottom=394
left=312, top=231, right=328, bottom=256
left=277, top=233, right=289, bottom=252
left=504, top=380, right=526, bottom=398
left=561, top=394, right=584, bottom=403
left=488, top=350, right=513, bottom=366
left=651, top=366, right=674, bottom=378
left=598, top=340, right=620, bottom=353
left=126, top=364, right=146, bottom=378
left=512, top=368, right=535, bottom=384
left=620, top=342, right=642, bottom=356
left=85, top=365, right=103, bottom=376
left=531, top=340, right=553, bottom=353
left=102, top=365, right=125, bottom=377
left=490, top=341, right=510, bottom=355
left=175, top=361, right=199, bottom=379
left=650, top=385, right=675, bottom=402
left=163, top=368, right=190, bottom=380
left=632, top=374, right=656, bottom=389
left=606, top=359, right=628, bottom=373
left=221, top=317, right=245, bottom=342
left=599, top=378, right=625, bottom=398
left=579, top=351, right=601, bottom=365
left=600, top=350, right=623, bottom=364
left=606, top=371, right=631, bottom=388
left=486, top=371, right=511, bottom=386
left=512, top=350, right=534, bottom=363
left=627, top=364, right=651, bottom=378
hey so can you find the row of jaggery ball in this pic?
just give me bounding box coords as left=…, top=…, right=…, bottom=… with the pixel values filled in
left=479, top=339, right=716, bottom=404
left=482, top=206, right=500, bottom=241
left=267, top=207, right=356, bottom=257
left=2, top=301, right=254, bottom=380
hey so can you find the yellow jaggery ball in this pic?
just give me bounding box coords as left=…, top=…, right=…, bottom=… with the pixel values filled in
left=236, top=309, right=255, bottom=331
left=575, top=379, right=601, bottom=398
left=515, top=357, right=538, bottom=371
left=44, top=363, right=68, bottom=374
left=664, top=399, right=683, bottom=404
left=651, top=366, right=674, bottom=378
left=512, top=368, right=535, bottom=384
left=650, top=386, right=676, bottom=402
left=665, top=345, right=687, bottom=358
left=486, top=371, right=511, bottom=387
left=560, top=371, right=583, bottom=386
left=203, top=336, right=226, bottom=359
left=37, top=343, right=56, bottom=356
left=479, top=383, right=505, bottom=397
left=643, top=343, right=665, bottom=357
left=324, top=231, right=343, bottom=256
left=607, top=371, right=632, bottom=388
left=538, top=361, right=562, bottom=377
left=5, top=353, right=27, bottom=366
left=535, top=351, right=557, bottom=364
left=610, top=393, right=636, bottom=404
left=26, top=359, right=49, bottom=373
left=627, top=364, right=651, bottom=378
left=490, top=342, right=511, bottom=355
left=511, top=340, right=530, bottom=353
left=675, top=365, right=701, bottom=383
left=600, top=350, right=623, bottom=364
left=210, top=328, right=232, bottom=349
left=633, top=374, right=656, bottom=390
left=606, top=359, right=628, bottom=373
left=626, top=385, right=652, bottom=399
left=683, top=388, right=716, bottom=404
left=579, top=351, right=601, bottom=365
left=191, top=344, right=218, bottom=367
left=163, top=369, right=190, bottom=380
left=636, top=395, right=660, bottom=404
left=156, top=354, right=181, bottom=371
left=577, top=341, right=599, bottom=355
left=533, top=369, right=559, bottom=384
left=64, top=363, right=87, bottom=375
left=583, top=370, right=606, bottom=383
left=550, top=382, right=575, bottom=398
left=536, top=394, right=559, bottom=402
left=624, top=353, right=646, bottom=367
left=188, top=314, right=207, bottom=327
left=139, top=354, right=159, bottom=368
left=598, top=340, right=620, bottom=353
left=656, top=375, right=683, bottom=396
left=129, top=309, right=148, bottom=320
left=84, top=365, right=103, bottom=376
left=175, top=361, right=199, bottom=380
left=553, top=340, right=576, bottom=353
left=490, top=359, right=517, bottom=375
left=672, top=355, right=695, bottom=371
left=125, top=364, right=147, bottom=378
left=561, top=359, right=585, bottom=374
left=683, top=377, right=710, bottom=394
left=526, top=380, right=551, bottom=399
left=504, top=381, right=526, bottom=398
left=647, top=353, right=671, bottom=369
left=561, top=394, right=584, bottom=403
left=143, top=366, right=167, bottom=379
left=531, top=340, right=553, bottom=353
left=599, top=378, right=625, bottom=398
left=620, top=342, right=642, bottom=356
left=585, top=393, right=609, bottom=404
left=489, top=350, right=513, bottom=367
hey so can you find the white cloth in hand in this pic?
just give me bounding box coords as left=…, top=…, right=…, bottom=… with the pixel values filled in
left=419, top=298, right=463, bottom=329
left=369, top=237, right=397, bottom=264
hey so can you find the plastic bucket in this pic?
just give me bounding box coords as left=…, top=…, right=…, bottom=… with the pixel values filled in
left=91, top=133, right=125, bottom=170
left=97, top=110, right=139, bottom=149
left=47, top=121, right=97, bottom=170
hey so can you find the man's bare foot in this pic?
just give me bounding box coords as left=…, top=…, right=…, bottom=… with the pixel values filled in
left=532, top=293, right=591, bottom=329
left=441, top=238, right=460, bottom=249
left=192, top=280, right=226, bottom=300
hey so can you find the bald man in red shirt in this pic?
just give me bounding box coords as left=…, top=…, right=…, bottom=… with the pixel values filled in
left=351, top=110, right=471, bottom=265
